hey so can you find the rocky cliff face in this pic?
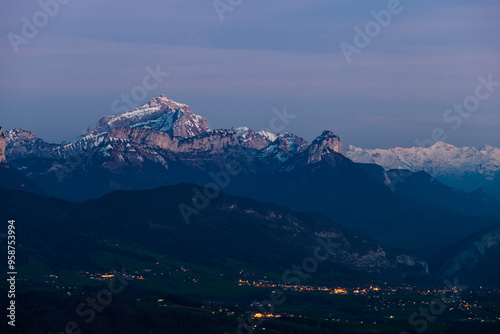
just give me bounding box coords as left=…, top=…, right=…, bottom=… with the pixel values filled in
left=106, top=127, right=244, bottom=155
left=0, top=128, right=7, bottom=164
left=307, top=131, right=344, bottom=164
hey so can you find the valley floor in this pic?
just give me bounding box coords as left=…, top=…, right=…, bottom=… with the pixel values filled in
left=2, top=257, right=499, bottom=334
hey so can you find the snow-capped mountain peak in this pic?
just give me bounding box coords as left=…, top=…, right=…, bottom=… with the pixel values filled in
left=95, top=95, right=210, bottom=138
left=258, top=130, right=277, bottom=142
left=255, top=131, right=309, bottom=166
left=148, top=94, right=188, bottom=109
left=231, top=126, right=272, bottom=149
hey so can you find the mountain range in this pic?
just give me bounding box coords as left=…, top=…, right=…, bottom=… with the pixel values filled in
left=345, top=142, right=500, bottom=193
left=2, top=95, right=500, bottom=275
left=3, top=95, right=499, bottom=198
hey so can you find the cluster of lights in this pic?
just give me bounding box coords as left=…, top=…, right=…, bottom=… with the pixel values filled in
left=253, top=313, right=282, bottom=319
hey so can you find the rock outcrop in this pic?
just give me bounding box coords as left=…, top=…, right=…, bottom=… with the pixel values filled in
left=307, top=130, right=344, bottom=164
left=0, top=127, right=6, bottom=164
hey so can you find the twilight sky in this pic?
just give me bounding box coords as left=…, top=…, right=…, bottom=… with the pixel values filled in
left=1, top=0, right=499, bottom=148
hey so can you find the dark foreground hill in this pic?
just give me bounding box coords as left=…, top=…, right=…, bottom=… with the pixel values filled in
left=0, top=184, right=428, bottom=279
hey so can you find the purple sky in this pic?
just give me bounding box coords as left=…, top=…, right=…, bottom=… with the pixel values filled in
left=1, top=0, right=499, bottom=148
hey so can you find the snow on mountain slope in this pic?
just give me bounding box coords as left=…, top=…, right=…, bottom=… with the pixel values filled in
left=345, top=142, right=500, bottom=191
left=232, top=126, right=272, bottom=149
left=5, top=128, right=61, bottom=160
left=256, top=132, right=309, bottom=167
left=258, top=130, right=277, bottom=142
left=95, top=95, right=210, bottom=137
left=5, top=128, right=108, bottom=161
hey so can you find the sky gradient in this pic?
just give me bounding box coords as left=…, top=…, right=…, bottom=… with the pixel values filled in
left=1, top=0, right=499, bottom=148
